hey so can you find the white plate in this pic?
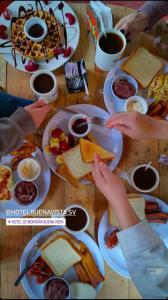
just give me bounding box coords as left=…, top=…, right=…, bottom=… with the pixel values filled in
left=98, top=194, right=168, bottom=279
left=20, top=226, right=105, bottom=299
left=42, top=104, right=123, bottom=183
left=0, top=1, right=80, bottom=72
left=103, top=58, right=168, bottom=114
left=0, top=145, right=51, bottom=219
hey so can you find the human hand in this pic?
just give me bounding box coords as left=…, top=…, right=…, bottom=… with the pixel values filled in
left=106, top=112, right=167, bottom=140
left=115, top=12, right=149, bottom=40
left=25, top=99, right=50, bottom=128
left=91, top=154, right=127, bottom=207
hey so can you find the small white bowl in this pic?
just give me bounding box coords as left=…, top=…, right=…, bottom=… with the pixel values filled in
left=111, top=74, right=138, bottom=101
left=125, top=96, right=148, bottom=114
left=43, top=276, right=70, bottom=299
left=64, top=204, right=90, bottom=235
left=68, top=113, right=91, bottom=138
left=12, top=181, right=38, bottom=206
left=17, top=158, right=41, bottom=182
left=24, top=17, right=48, bottom=42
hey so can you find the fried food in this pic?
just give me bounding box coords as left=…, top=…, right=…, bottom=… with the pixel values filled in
left=0, top=166, right=12, bottom=200
left=11, top=154, right=33, bottom=171
left=106, top=229, right=119, bottom=249
left=75, top=263, right=91, bottom=284
left=11, top=142, right=35, bottom=156
left=148, top=72, right=168, bottom=103
left=147, top=101, right=168, bottom=119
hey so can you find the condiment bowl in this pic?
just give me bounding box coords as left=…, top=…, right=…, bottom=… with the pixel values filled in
left=12, top=180, right=38, bottom=206
left=125, top=96, right=148, bottom=114
left=43, top=276, right=70, bottom=300
left=24, top=17, right=48, bottom=42
left=64, top=204, right=90, bottom=235
left=111, top=73, right=138, bottom=102
left=68, top=113, right=91, bottom=138
left=17, top=158, right=41, bottom=182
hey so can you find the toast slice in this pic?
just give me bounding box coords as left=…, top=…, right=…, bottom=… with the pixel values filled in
left=63, top=145, right=92, bottom=180
left=57, top=164, right=79, bottom=188
left=41, top=235, right=81, bottom=276
left=122, top=47, right=162, bottom=88
left=80, top=138, right=114, bottom=163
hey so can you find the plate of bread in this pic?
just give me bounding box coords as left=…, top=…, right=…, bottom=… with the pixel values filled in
left=43, top=104, right=123, bottom=187
left=20, top=227, right=105, bottom=299
left=104, top=47, right=168, bottom=119
left=0, top=141, right=51, bottom=219
left=98, top=194, right=168, bottom=279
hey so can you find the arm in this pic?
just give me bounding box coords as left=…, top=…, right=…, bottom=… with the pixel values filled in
left=0, top=108, right=36, bottom=158
left=92, top=155, right=168, bottom=299
left=139, top=1, right=168, bottom=30
left=106, top=112, right=168, bottom=141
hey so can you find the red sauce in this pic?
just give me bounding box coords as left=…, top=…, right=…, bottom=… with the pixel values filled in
left=72, top=118, right=88, bottom=135
left=15, top=181, right=37, bottom=205
left=113, top=79, right=136, bottom=99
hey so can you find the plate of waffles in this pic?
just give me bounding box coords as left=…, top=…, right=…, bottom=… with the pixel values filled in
left=0, top=1, right=80, bottom=72
left=42, top=104, right=123, bottom=188
left=0, top=141, right=51, bottom=219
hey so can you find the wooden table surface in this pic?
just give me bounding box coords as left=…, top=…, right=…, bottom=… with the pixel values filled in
left=0, top=3, right=168, bottom=299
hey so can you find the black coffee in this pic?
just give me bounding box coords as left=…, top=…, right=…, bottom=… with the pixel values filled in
left=33, top=74, right=54, bottom=94
left=99, top=32, right=124, bottom=54
left=133, top=167, right=157, bottom=190
left=28, top=24, right=44, bottom=38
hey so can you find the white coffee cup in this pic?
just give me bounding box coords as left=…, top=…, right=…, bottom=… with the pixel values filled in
left=95, top=29, right=126, bottom=71
left=30, top=70, right=58, bottom=103
left=120, top=164, right=160, bottom=193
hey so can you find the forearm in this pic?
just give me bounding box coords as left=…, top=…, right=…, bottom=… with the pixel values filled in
left=139, top=1, right=168, bottom=30
left=109, top=196, right=140, bottom=230
left=0, top=107, right=36, bottom=158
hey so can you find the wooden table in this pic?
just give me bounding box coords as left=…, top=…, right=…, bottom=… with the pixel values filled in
left=0, top=3, right=168, bottom=299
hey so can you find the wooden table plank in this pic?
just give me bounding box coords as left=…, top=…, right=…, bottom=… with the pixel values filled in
left=0, top=3, right=168, bottom=299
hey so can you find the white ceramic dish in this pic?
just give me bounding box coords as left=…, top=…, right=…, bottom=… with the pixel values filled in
left=24, top=17, right=48, bottom=42
left=0, top=1, right=80, bottom=72
left=12, top=180, right=38, bottom=206
left=111, top=73, right=138, bottom=101
left=98, top=194, right=168, bottom=279
left=103, top=57, right=168, bottom=114
left=64, top=204, right=90, bottom=235
left=43, top=276, right=70, bottom=299
left=17, top=158, right=41, bottom=181
left=20, top=226, right=105, bottom=299
left=68, top=113, right=91, bottom=138
left=0, top=144, right=51, bottom=219
left=42, top=104, right=123, bottom=184
left=125, top=95, right=148, bottom=114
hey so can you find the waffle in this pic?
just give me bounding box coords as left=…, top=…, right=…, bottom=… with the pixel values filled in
left=11, top=10, right=63, bottom=61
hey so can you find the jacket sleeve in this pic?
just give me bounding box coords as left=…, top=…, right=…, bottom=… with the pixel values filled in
left=0, top=107, right=36, bottom=158
left=138, top=1, right=168, bottom=30
left=117, top=221, right=168, bottom=299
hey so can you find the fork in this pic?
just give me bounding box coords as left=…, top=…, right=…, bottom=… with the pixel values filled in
left=14, top=231, right=53, bottom=286
left=59, top=107, right=107, bottom=126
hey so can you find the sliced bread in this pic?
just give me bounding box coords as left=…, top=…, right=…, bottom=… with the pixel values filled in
left=122, top=47, right=162, bottom=88
left=80, top=138, right=114, bottom=163
left=62, top=145, right=92, bottom=180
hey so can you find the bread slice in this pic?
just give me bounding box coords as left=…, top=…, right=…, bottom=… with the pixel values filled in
left=80, top=138, right=114, bottom=163
left=108, top=195, right=145, bottom=226
left=57, top=164, right=79, bottom=188
left=41, top=235, right=81, bottom=276
left=63, top=145, right=92, bottom=180
left=122, top=47, right=162, bottom=88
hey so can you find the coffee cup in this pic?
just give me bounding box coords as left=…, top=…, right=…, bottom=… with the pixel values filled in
left=95, top=29, right=126, bottom=71
left=120, top=164, right=160, bottom=193
left=30, top=70, right=58, bottom=103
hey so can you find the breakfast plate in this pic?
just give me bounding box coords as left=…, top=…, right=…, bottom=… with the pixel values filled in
left=20, top=226, right=105, bottom=299
left=0, top=143, right=51, bottom=219
left=0, top=1, right=80, bottom=72
left=98, top=194, right=168, bottom=279
left=42, top=104, right=123, bottom=184
left=103, top=58, right=168, bottom=114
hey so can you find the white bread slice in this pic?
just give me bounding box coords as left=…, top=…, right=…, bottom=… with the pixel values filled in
left=80, top=138, right=114, bottom=163
left=122, top=47, right=162, bottom=88
left=108, top=196, right=145, bottom=226
left=41, top=236, right=81, bottom=276
left=70, top=282, right=97, bottom=299
left=63, top=145, right=92, bottom=180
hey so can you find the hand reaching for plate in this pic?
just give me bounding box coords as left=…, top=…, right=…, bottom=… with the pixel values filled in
left=91, top=154, right=140, bottom=230
left=115, top=12, right=149, bottom=40
left=106, top=112, right=168, bottom=141
left=25, top=100, right=50, bottom=128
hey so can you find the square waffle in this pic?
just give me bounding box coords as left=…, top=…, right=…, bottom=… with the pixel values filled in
left=11, top=10, right=64, bottom=61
